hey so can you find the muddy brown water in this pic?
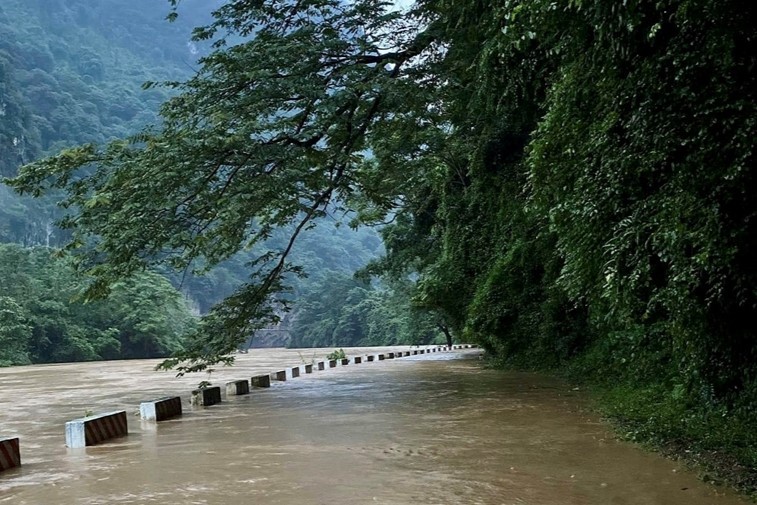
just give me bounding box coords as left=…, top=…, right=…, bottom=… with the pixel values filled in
left=0, top=347, right=749, bottom=504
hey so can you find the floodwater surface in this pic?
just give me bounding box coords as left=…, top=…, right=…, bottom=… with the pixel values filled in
left=0, top=347, right=749, bottom=504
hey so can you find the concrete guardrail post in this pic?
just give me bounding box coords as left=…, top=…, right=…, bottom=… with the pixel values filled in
left=65, top=411, right=128, bottom=448
left=329, top=360, right=337, bottom=368
left=340, top=358, right=350, bottom=366
left=226, top=380, right=250, bottom=396
left=367, top=355, right=375, bottom=362
left=304, top=364, right=313, bottom=373
left=291, top=367, right=300, bottom=378
left=317, top=361, right=325, bottom=371
left=140, top=396, right=182, bottom=422
left=251, top=374, right=271, bottom=388
left=378, top=354, right=385, bottom=360
left=191, top=386, right=222, bottom=406
left=0, top=438, right=20, bottom=472
left=387, top=352, right=395, bottom=359
left=272, top=370, right=287, bottom=381
left=354, top=356, right=362, bottom=364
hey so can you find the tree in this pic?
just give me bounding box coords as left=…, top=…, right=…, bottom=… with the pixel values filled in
left=0, top=296, right=32, bottom=366
left=0, top=243, right=194, bottom=365
left=104, top=272, right=197, bottom=359
left=289, top=273, right=440, bottom=348
left=9, top=0, right=445, bottom=374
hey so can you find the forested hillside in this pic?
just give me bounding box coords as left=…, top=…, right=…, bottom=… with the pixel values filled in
left=0, top=0, right=408, bottom=360
left=0, top=0, right=207, bottom=363
left=0, top=243, right=195, bottom=365
left=0, top=0, right=213, bottom=245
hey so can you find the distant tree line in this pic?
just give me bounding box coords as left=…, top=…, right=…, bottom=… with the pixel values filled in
left=0, top=244, right=195, bottom=365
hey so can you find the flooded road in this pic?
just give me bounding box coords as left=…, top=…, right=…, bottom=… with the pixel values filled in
left=0, top=347, right=748, bottom=504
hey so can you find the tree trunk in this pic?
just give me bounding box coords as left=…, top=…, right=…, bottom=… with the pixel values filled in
left=439, top=324, right=453, bottom=348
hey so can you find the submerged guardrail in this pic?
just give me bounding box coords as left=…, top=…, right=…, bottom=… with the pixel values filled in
left=0, top=345, right=478, bottom=472
left=65, top=411, right=128, bottom=448
left=0, top=438, right=20, bottom=472
left=140, top=396, right=183, bottom=422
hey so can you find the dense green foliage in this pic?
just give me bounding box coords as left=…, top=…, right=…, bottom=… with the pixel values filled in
left=0, top=0, right=394, bottom=356
left=0, top=0, right=207, bottom=366
left=325, top=348, right=346, bottom=361
left=8, top=0, right=755, bottom=488
left=0, top=0, right=212, bottom=245
left=290, top=274, right=440, bottom=348
left=159, top=218, right=385, bottom=315
left=0, top=244, right=195, bottom=365
left=393, top=0, right=755, bottom=488
left=10, top=0, right=445, bottom=372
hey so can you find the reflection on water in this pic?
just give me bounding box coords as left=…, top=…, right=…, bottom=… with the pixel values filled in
left=0, top=347, right=748, bottom=504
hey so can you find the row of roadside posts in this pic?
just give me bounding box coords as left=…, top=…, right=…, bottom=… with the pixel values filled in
left=0, top=345, right=477, bottom=473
